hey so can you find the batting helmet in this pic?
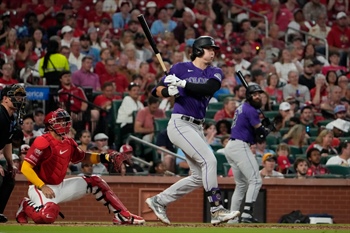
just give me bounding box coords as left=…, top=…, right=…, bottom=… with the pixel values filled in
left=44, top=108, right=72, bottom=136
left=246, top=83, right=264, bottom=100
left=191, top=36, right=219, bottom=60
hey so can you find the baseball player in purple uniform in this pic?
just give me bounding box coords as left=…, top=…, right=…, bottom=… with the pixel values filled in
left=145, top=36, right=240, bottom=225
left=224, top=84, right=273, bottom=223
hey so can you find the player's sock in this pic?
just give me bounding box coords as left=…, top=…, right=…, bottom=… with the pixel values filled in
left=206, top=188, right=224, bottom=213
left=241, top=203, right=253, bottom=218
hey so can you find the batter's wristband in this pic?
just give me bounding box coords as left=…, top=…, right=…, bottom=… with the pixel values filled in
left=161, top=87, right=170, bottom=97
left=99, top=153, right=110, bottom=163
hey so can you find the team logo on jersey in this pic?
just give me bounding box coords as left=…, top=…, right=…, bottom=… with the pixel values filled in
left=34, top=148, right=43, bottom=156
left=214, top=73, right=222, bottom=81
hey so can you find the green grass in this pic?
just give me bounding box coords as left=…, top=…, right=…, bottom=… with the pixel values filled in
left=0, top=223, right=349, bottom=233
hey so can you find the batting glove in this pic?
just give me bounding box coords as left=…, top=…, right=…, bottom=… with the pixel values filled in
left=168, top=86, right=179, bottom=96
left=164, top=74, right=186, bottom=88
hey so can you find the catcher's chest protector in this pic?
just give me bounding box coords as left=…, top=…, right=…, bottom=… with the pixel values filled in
left=37, top=134, right=72, bottom=185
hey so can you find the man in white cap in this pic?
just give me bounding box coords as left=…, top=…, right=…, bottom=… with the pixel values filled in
left=92, top=133, right=109, bottom=174
left=326, top=11, right=350, bottom=67
left=60, top=25, right=74, bottom=48
left=326, top=118, right=350, bottom=147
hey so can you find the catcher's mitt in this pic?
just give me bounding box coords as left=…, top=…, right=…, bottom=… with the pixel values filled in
left=109, top=151, right=133, bottom=172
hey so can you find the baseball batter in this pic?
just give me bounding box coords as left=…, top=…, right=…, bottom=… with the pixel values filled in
left=146, top=36, right=240, bottom=225
left=15, top=108, right=144, bottom=225
left=224, top=84, right=273, bottom=223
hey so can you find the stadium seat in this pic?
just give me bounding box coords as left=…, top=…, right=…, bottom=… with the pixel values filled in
left=326, top=165, right=350, bottom=177
left=217, top=94, right=234, bottom=102
left=290, top=146, right=303, bottom=155
left=205, top=109, right=217, bottom=119
left=271, top=104, right=280, bottom=111
left=208, top=102, right=224, bottom=110
left=165, top=110, right=172, bottom=118
left=266, top=135, right=279, bottom=146
left=339, top=137, right=350, bottom=142
left=211, top=144, right=223, bottom=152
left=314, top=174, right=343, bottom=179
left=280, top=128, right=290, bottom=136
left=154, top=118, right=170, bottom=137
left=264, top=111, right=279, bottom=119
left=317, top=119, right=333, bottom=127
left=204, top=118, right=216, bottom=125
left=223, top=162, right=231, bottom=176
left=308, top=128, right=319, bottom=137
left=320, top=155, right=333, bottom=165
left=214, top=152, right=228, bottom=176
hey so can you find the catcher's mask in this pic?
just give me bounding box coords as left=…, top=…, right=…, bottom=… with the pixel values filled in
left=1, top=84, right=27, bottom=125
left=44, top=108, right=72, bottom=136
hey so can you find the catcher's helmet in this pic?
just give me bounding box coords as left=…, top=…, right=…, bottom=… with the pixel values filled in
left=44, top=108, right=72, bottom=136
left=246, top=83, right=264, bottom=100
left=191, top=36, right=219, bottom=60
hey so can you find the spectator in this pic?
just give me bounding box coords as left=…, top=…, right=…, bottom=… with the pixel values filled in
left=259, top=153, right=284, bottom=179
left=326, top=140, right=350, bottom=166
left=88, top=27, right=107, bottom=51
left=0, top=28, right=18, bottom=63
left=325, top=118, right=350, bottom=147
left=92, top=133, right=109, bottom=174
left=303, top=43, right=329, bottom=67
left=57, top=71, right=99, bottom=133
left=144, top=1, right=158, bottom=27
left=156, top=129, right=177, bottom=173
left=286, top=8, right=311, bottom=38
left=150, top=7, right=177, bottom=36
left=0, top=63, right=18, bottom=85
left=69, top=39, right=84, bottom=70
left=213, top=97, right=235, bottom=121
left=325, top=70, right=339, bottom=90
left=293, top=158, right=310, bottom=179
left=320, top=86, right=342, bottom=118
left=310, top=73, right=328, bottom=106
left=77, top=162, right=93, bottom=176
left=148, top=160, right=167, bottom=176
left=112, top=1, right=131, bottom=30
left=274, top=48, right=301, bottom=84
left=38, top=39, right=70, bottom=86
left=100, top=58, right=129, bottom=92
left=134, top=96, right=165, bottom=143
left=216, top=135, right=230, bottom=154
left=86, top=1, right=111, bottom=28
left=256, top=141, right=275, bottom=165
left=337, top=75, right=348, bottom=97
left=60, top=25, right=74, bottom=48
left=282, top=124, right=308, bottom=148
left=72, top=56, right=101, bottom=91
left=215, top=120, right=231, bottom=137
left=326, top=12, right=350, bottom=67
left=33, top=108, right=45, bottom=132
left=306, top=148, right=329, bottom=176
left=299, top=105, right=316, bottom=129
left=260, top=91, right=272, bottom=111
left=34, top=0, right=60, bottom=30
left=116, top=144, right=144, bottom=175
left=333, top=105, right=347, bottom=120
left=341, top=83, right=350, bottom=105
left=203, top=122, right=220, bottom=146
left=173, top=7, right=200, bottom=44
left=327, top=0, right=348, bottom=21
left=94, top=48, right=111, bottom=78
left=79, top=34, right=100, bottom=68
left=116, top=82, right=144, bottom=138
left=275, top=143, right=292, bottom=174
left=321, top=51, right=347, bottom=76
left=283, top=70, right=310, bottom=105
left=309, top=14, right=331, bottom=51
left=303, top=0, right=327, bottom=22
left=278, top=102, right=294, bottom=128
left=232, top=84, right=246, bottom=107
left=124, top=43, right=142, bottom=74
left=60, top=46, right=78, bottom=73
left=134, top=32, right=153, bottom=62
left=232, top=47, right=250, bottom=72
left=78, top=130, right=92, bottom=152
left=21, top=114, right=42, bottom=144
left=16, top=37, right=39, bottom=72
left=264, top=72, right=283, bottom=103
left=267, top=0, right=294, bottom=33
left=298, top=59, right=316, bottom=91
left=308, top=129, right=338, bottom=156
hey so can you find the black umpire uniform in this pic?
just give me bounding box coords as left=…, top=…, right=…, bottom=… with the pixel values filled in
left=0, top=84, right=26, bottom=223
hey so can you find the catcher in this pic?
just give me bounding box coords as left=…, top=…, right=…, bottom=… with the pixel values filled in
left=15, top=108, right=145, bottom=225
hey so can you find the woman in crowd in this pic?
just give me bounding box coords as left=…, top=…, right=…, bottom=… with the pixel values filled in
left=307, top=129, right=338, bottom=156
left=264, top=72, right=283, bottom=103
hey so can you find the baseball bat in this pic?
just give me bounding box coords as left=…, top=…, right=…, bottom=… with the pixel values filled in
left=236, top=70, right=267, bottom=119
left=137, top=14, right=168, bottom=76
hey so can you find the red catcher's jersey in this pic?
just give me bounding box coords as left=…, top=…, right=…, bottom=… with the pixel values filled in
left=25, top=133, right=85, bottom=185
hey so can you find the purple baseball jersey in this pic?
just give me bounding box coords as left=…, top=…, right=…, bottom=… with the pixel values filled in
left=230, top=102, right=260, bottom=144
left=162, top=62, right=223, bottom=119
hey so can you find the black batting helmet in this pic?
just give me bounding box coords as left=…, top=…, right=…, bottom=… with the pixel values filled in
left=246, top=83, right=264, bottom=100
left=191, top=36, right=219, bottom=60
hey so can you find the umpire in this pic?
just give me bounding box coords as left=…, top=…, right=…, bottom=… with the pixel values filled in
left=0, top=84, right=26, bottom=222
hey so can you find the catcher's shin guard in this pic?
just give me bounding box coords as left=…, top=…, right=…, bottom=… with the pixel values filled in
left=18, top=198, right=60, bottom=224
left=83, top=175, right=128, bottom=212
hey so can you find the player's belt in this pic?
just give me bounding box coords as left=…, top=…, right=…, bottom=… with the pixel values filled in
left=230, top=138, right=251, bottom=146
left=181, top=115, right=204, bottom=125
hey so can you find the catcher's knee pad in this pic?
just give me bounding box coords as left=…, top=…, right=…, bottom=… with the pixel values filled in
left=83, top=175, right=127, bottom=212
left=28, top=202, right=60, bottom=224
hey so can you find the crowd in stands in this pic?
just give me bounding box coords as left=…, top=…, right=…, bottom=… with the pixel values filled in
left=0, top=0, right=350, bottom=178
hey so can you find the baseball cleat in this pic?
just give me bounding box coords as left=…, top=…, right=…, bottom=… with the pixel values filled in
left=211, top=208, right=240, bottom=226
left=0, top=214, right=8, bottom=223
left=113, top=210, right=145, bottom=225
left=145, top=196, right=170, bottom=225
left=16, top=198, right=29, bottom=224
